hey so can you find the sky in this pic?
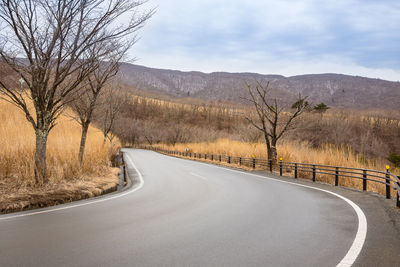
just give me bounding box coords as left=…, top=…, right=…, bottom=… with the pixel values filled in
left=130, top=0, right=400, bottom=81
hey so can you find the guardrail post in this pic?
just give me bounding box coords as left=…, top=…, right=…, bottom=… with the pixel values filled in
left=386, top=170, right=391, bottom=199
left=335, top=167, right=339, bottom=186
left=279, top=160, right=282, bottom=176
left=228, top=156, right=231, bottom=164
left=211, top=154, right=214, bottom=161
left=219, top=155, right=221, bottom=162
left=397, top=177, right=400, bottom=208
left=252, top=158, right=256, bottom=169
left=123, top=164, right=126, bottom=183
left=312, top=165, right=316, bottom=182
left=269, top=160, right=273, bottom=172
left=294, top=163, right=298, bottom=179
left=363, top=170, right=367, bottom=191
left=239, top=157, right=242, bottom=166
left=205, top=154, right=207, bottom=160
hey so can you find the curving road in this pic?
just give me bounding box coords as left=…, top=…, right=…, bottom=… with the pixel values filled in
left=0, top=149, right=366, bottom=266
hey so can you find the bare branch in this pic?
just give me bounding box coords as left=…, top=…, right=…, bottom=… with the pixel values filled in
left=244, top=80, right=309, bottom=162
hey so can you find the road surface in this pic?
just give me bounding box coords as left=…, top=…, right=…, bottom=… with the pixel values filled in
left=0, top=149, right=369, bottom=266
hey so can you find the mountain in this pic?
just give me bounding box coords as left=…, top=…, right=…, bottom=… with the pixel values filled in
left=118, top=63, right=400, bottom=109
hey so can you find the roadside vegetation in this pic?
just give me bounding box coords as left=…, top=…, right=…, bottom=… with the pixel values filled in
left=0, top=0, right=153, bottom=212
left=113, top=91, right=400, bottom=176
left=0, top=99, right=119, bottom=213
left=0, top=0, right=153, bottom=184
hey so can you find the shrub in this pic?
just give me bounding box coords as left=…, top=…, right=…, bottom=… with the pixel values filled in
left=388, top=152, right=400, bottom=167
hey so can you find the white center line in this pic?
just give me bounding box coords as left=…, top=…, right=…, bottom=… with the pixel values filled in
left=189, top=172, right=208, bottom=181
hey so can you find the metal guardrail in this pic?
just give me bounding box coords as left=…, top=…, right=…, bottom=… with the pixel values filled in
left=115, top=150, right=127, bottom=190
left=142, top=146, right=400, bottom=208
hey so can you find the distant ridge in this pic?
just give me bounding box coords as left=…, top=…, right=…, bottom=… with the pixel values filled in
left=118, top=63, right=400, bottom=110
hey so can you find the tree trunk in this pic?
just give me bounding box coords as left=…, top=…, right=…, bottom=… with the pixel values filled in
left=103, top=134, right=107, bottom=144
left=271, top=146, right=277, bottom=162
left=271, top=139, right=278, bottom=163
left=79, top=123, right=90, bottom=166
left=267, top=148, right=273, bottom=161
left=264, top=133, right=275, bottom=165
left=34, top=129, right=49, bottom=184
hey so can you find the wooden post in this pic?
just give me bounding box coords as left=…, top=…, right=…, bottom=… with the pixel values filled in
left=386, top=168, right=391, bottom=199
left=363, top=170, right=367, bottom=191
left=335, top=167, right=339, bottom=186
left=312, top=165, right=316, bottom=182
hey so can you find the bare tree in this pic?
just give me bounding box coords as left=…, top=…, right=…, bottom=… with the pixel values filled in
left=0, top=0, right=154, bottom=183
left=70, top=42, right=128, bottom=166
left=98, top=85, right=128, bottom=147
left=244, top=80, right=309, bottom=163
left=165, top=123, right=189, bottom=146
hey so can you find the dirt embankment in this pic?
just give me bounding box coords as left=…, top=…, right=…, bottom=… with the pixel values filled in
left=0, top=168, right=120, bottom=214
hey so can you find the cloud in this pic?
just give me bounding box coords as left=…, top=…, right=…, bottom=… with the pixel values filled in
left=131, top=0, right=400, bottom=81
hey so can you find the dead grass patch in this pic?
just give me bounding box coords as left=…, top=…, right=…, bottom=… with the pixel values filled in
left=154, top=139, right=399, bottom=197
left=0, top=98, right=121, bottom=213
left=0, top=168, right=119, bottom=214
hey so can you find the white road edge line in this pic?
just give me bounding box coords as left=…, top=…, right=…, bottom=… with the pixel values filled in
left=170, top=154, right=367, bottom=267
left=0, top=153, right=144, bottom=221
left=189, top=172, right=208, bottom=181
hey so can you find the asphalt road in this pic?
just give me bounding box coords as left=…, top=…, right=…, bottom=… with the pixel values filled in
left=0, top=149, right=376, bottom=266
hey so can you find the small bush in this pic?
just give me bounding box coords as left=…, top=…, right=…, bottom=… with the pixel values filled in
left=388, top=152, right=400, bottom=167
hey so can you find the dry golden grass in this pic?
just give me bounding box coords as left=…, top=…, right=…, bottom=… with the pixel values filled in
left=131, top=95, right=242, bottom=117
left=0, top=168, right=119, bottom=214
left=156, top=139, right=380, bottom=167
left=0, top=98, right=118, bottom=187
left=0, top=98, right=121, bottom=213
left=155, top=139, right=399, bottom=196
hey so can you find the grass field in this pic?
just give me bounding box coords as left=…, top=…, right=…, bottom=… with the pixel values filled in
left=0, top=98, right=120, bottom=213
left=155, top=139, right=399, bottom=196
left=156, top=139, right=384, bottom=168
left=0, top=99, right=114, bottom=185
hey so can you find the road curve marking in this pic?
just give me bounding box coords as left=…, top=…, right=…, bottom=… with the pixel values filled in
left=0, top=153, right=144, bottom=222
left=168, top=154, right=367, bottom=267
